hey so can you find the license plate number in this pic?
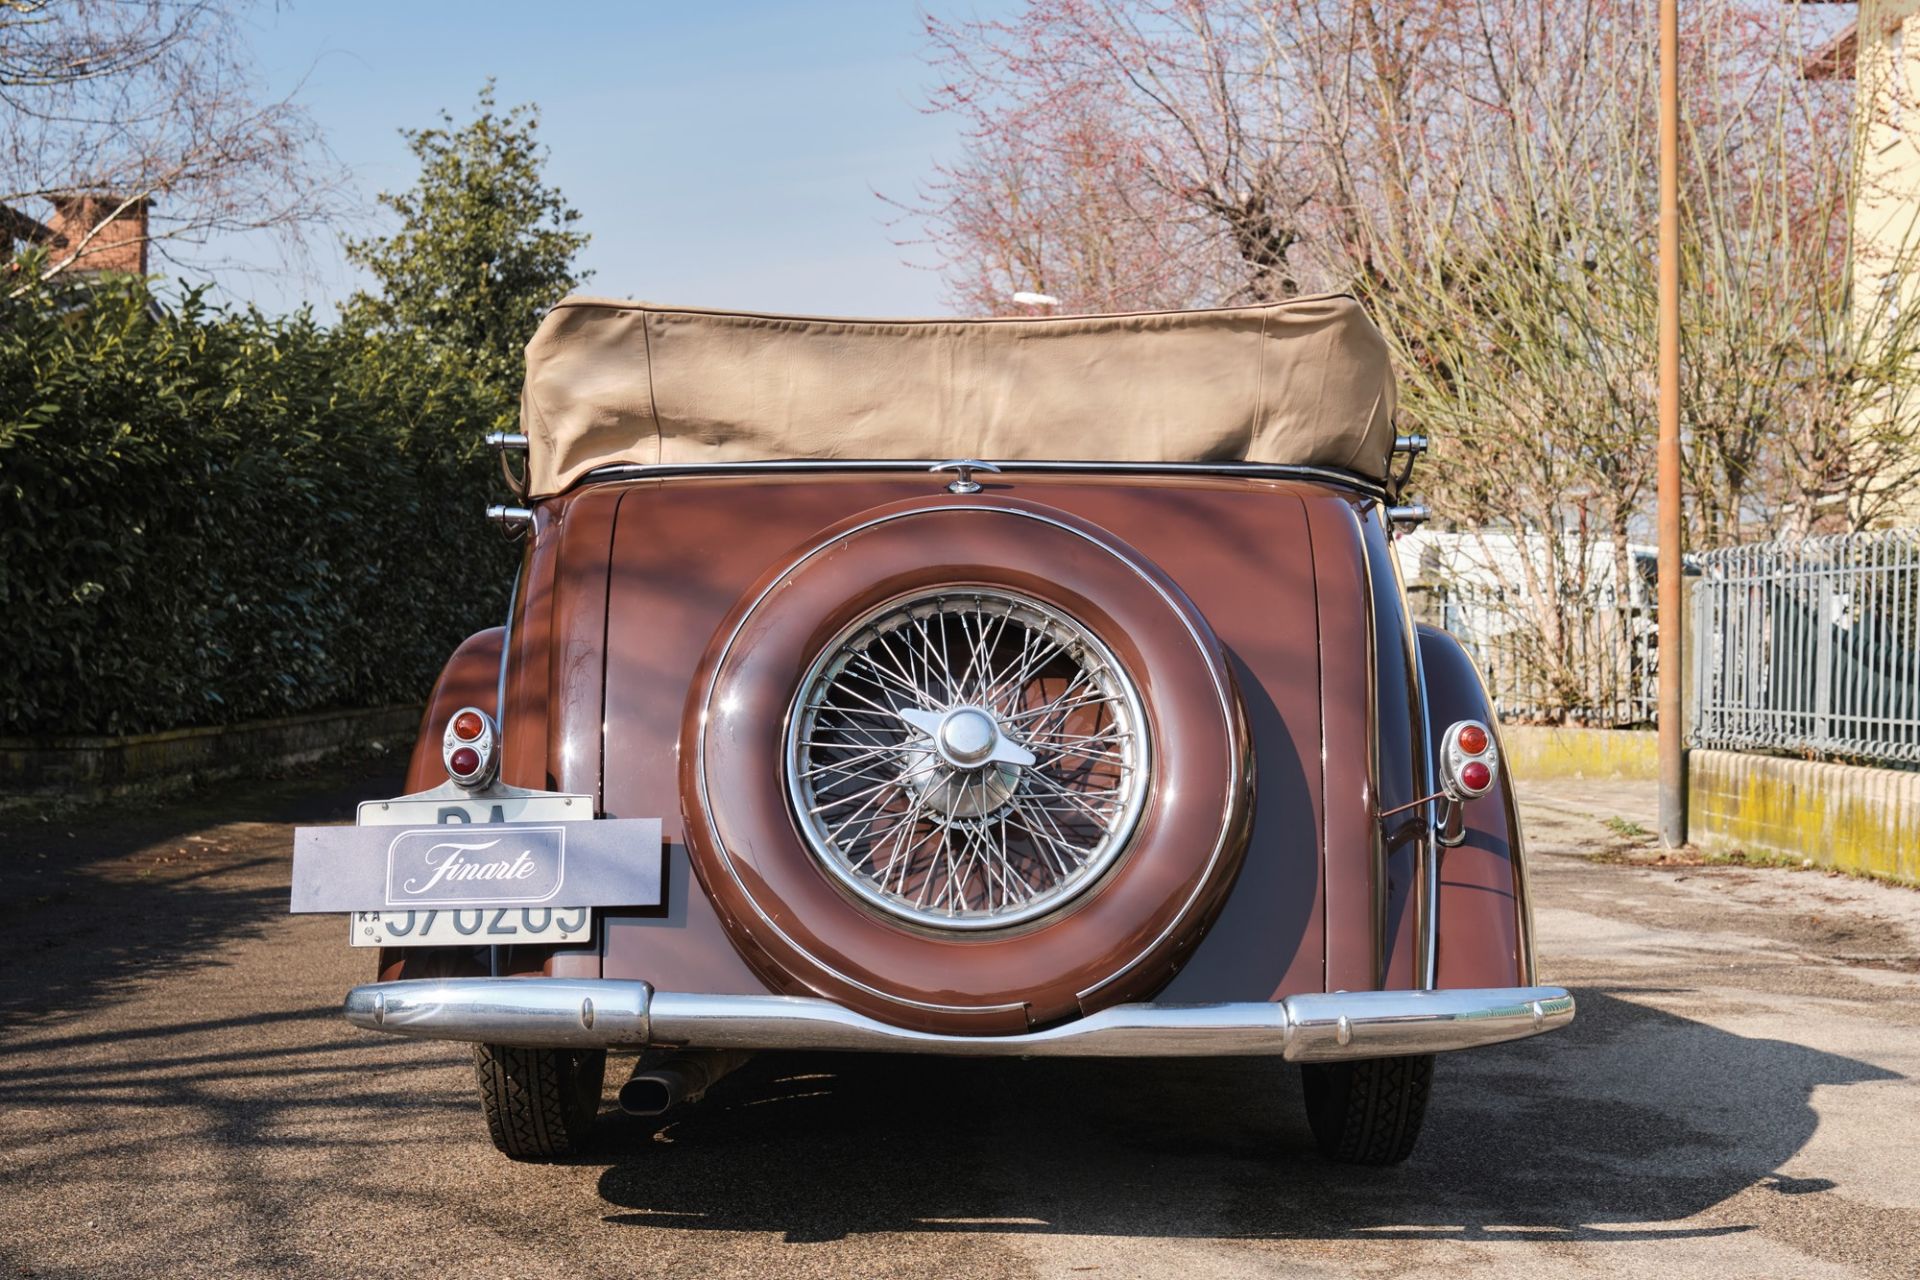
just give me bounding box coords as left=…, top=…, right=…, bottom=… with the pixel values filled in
left=350, top=905, right=592, bottom=948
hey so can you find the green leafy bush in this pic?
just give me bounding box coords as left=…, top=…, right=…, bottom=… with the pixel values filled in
left=0, top=279, right=515, bottom=736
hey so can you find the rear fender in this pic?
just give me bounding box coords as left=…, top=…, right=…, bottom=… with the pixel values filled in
left=402, top=627, right=504, bottom=794
left=1417, top=624, right=1536, bottom=987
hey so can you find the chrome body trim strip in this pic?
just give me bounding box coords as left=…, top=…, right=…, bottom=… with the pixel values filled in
left=1412, top=627, right=1442, bottom=990
left=495, top=553, right=523, bottom=743
left=1372, top=500, right=1442, bottom=991
left=1344, top=499, right=1388, bottom=988
left=568, top=458, right=1388, bottom=501
left=343, top=979, right=1574, bottom=1059
left=489, top=551, right=526, bottom=982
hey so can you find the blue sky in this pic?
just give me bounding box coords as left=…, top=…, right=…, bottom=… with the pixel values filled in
left=227, top=1, right=995, bottom=317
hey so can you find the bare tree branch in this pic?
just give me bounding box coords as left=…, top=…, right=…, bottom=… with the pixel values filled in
left=1, top=0, right=347, bottom=292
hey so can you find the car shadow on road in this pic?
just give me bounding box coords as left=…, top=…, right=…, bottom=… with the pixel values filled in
left=592, top=989, right=1900, bottom=1244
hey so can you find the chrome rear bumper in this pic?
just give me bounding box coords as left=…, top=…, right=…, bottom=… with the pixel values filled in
left=343, top=980, right=1573, bottom=1061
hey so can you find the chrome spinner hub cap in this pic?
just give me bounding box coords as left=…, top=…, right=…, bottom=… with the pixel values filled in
left=937, top=707, right=999, bottom=767
left=786, top=589, right=1150, bottom=931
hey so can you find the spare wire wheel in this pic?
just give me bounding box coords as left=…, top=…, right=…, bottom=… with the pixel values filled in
left=786, top=589, right=1150, bottom=930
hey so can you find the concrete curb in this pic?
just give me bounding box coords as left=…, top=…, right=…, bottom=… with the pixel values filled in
left=1688, top=749, right=1920, bottom=886
left=0, top=705, right=422, bottom=808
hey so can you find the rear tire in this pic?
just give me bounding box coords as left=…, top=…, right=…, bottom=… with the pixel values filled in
left=473, top=1043, right=606, bottom=1160
left=1300, top=1055, right=1433, bottom=1165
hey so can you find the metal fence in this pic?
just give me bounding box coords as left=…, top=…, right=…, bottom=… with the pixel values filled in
left=1690, top=529, right=1920, bottom=768
left=1413, top=584, right=1658, bottom=727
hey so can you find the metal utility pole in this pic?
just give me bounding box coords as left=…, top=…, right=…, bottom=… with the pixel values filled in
left=1657, top=0, right=1686, bottom=848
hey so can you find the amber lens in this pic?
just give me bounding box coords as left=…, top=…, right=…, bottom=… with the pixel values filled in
left=452, top=711, right=484, bottom=741
left=1457, top=724, right=1488, bottom=755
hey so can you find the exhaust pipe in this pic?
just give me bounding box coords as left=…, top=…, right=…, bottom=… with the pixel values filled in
left=617, top=1050, right=752, bottom=1117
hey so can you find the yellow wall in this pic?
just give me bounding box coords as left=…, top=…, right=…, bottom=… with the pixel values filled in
left=1500, top=725, right=1658, bottom=782
left=1689, top=748, right=1920, bottom=885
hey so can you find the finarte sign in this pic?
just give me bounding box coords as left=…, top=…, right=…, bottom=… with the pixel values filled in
left=289, top=817, right=663, bottom=914
left=384, top=827, right=566, bottom=906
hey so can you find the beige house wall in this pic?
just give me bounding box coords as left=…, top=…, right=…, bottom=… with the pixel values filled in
left=1850, top=0, right=1920, bottom=526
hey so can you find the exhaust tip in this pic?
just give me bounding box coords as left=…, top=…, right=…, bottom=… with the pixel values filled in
left=617, top=1074, right=676, bottom=1117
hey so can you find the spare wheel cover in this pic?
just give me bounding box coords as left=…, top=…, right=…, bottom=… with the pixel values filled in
left=681, top=496, right=1252, bottom=1035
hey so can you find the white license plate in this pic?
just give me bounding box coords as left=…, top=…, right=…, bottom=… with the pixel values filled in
left=351, top=789, right=597, bottom=947
left=350, top=905, right=592, bottom=948
left=356, top=792, right=591, bottom=826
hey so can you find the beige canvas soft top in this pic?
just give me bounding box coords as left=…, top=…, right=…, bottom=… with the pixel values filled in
left=519, top=293, right=1397, bottom=498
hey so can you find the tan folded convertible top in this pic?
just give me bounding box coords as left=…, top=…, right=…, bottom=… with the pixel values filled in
left=519, top=294, right=1397, bottom=498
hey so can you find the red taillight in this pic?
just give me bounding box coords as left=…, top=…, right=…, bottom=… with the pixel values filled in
left=1439, top=719, right=1498, bottom=802
left=441, top=705, right=498, bottom=789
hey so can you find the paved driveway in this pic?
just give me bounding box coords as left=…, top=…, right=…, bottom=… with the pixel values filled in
left=1, top=765, right=1916, bottom=1278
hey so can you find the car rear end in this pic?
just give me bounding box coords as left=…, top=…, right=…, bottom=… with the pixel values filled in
left=294, top=297, right=1570, bottom=1164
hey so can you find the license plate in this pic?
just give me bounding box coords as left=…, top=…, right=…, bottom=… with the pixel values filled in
left=350, top=905, right=593, bottom=948
left=350, top=790, right=596, bottom=947
left=356, top=793, right=590, bottom=826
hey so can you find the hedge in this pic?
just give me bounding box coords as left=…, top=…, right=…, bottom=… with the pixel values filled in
left=0, top=280, right=516, bottom=737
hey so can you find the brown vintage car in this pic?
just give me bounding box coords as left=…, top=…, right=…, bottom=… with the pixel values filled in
left=291, top=294, right=1573, bottom=1166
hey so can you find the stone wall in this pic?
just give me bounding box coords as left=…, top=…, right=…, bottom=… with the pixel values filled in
left=0, top=705, right=420, bottom=808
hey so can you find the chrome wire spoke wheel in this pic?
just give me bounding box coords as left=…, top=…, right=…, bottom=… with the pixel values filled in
left=786, top=589, right=1150, bottom=930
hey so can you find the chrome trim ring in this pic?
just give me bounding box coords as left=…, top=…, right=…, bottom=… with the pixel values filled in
left=785, top=588, right=1150, bottom=931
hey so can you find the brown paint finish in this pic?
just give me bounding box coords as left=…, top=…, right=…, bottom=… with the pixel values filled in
left=1301, top=496, right=1379, bottom=994
left=403, top=626, right=502, bottom=794
left=1144, top=489, right=1330, bottom=1005
left=542, top=488, right=622, bottom=801
left=678, top=497, right=1253, bottom=1033
left=401, top=468, right=1533, bottom=1008
left=591, top=474, right=1346, bottom=1011
left=597, top=479, right=798, bottom=999
left=500, top=508, right=558, bottom=791
left=538, top=489, right=624, bottom=981
left=1417, top=625, right=1527, bottom=988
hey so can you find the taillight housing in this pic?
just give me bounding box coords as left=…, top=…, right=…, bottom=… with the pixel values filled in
left=442, top=705, right=499, bottom=790
left=1439, top=718, right=1498, bottom=801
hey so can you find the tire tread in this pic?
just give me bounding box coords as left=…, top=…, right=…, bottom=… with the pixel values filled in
left=473, top=1043, right=604, bottom=1160
left=1301, top=1054, right=1433, bottom=1165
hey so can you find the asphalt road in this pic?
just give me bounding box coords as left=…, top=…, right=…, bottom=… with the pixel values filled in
left=2, top=761, right=1917, bottom=1279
